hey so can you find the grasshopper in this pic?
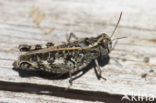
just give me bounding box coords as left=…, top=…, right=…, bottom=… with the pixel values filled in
left=13, top=12, right=123, bottom=87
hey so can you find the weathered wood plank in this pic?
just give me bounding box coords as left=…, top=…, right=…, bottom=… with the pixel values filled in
left=0, top=0, right=156, bottom=102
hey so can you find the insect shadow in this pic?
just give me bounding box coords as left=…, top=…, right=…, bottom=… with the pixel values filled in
left=12, top=56, right=110, bottom=81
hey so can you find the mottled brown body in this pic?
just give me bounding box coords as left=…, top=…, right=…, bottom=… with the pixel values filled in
left=14, top=33, right=111, bottom=74
left=15, top=45, right=102, bottom=73
left=13, top=12, right=122, bottom=87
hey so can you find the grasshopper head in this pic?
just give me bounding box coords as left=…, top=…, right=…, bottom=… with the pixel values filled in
left=97, top=33, right=112, bottom=56
left=97, top=12, right=122, bottom=56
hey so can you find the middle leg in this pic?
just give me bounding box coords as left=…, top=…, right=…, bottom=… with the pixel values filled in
left=66, top=32, right=79, bottom=43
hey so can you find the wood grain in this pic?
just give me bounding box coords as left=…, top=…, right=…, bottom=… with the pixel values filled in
left=0, top=0, right=156, bottom=102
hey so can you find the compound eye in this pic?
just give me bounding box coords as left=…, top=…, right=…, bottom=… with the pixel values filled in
left=103, top=39, right=108, bottom=48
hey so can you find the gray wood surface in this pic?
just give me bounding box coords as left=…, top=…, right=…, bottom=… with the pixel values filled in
left=0, top=0, right=156, bottom=103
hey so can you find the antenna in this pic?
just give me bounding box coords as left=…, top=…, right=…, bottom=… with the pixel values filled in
left=112, top=36, right=127, bottom=41
left=111, top=12, right=122, bottom=38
